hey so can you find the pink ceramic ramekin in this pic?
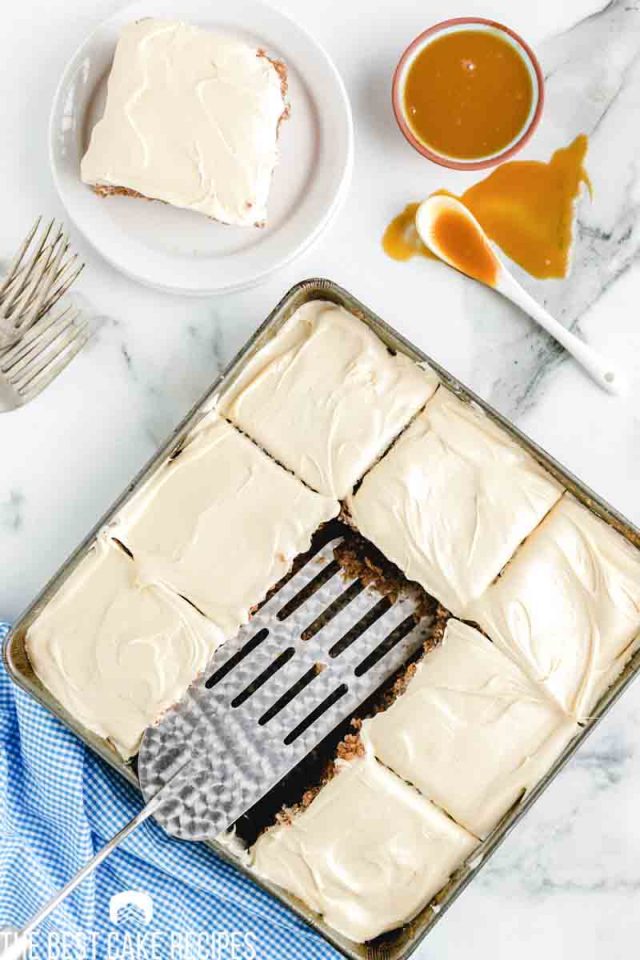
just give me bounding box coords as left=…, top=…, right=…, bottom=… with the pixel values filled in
left=392, top=17, right=545, bottom=171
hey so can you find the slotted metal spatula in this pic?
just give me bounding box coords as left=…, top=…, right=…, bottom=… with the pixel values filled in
left=2, top=535, right=431, bottom=959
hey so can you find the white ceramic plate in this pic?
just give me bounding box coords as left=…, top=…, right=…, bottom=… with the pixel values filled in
left=49, top=0, right=353, bottom=295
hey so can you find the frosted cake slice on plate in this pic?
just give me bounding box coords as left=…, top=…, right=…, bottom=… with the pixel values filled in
left=26, top=537, right=225, bottom=759
left=348, top=387, right=562, bottom=616
left=362, top=619, right=578, bottom=838
left=469, top=496, right=640, bottom=718
left=222, top=300, right=438, bottom=498
left=112, top=415, right=339, bottom=636
left=81, top=19, right=289, bottom=226
left=250, top=754, right=477, bottom=942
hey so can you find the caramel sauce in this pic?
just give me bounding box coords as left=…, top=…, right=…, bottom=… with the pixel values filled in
left=462, top=134, right=591, bottom=278
left=432, top=207, right=499, bottom=286
left=404, top=30, right=534, bottom=160
left=383, top=203, right=430, bottom=262
left=382, top=135, right=591, bottom=279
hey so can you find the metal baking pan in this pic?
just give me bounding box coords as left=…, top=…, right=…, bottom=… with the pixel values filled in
left=5, top=278, right=640, bottom=960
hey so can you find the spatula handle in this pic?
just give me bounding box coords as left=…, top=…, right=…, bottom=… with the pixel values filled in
left=0, top=797, right=161, bottom=959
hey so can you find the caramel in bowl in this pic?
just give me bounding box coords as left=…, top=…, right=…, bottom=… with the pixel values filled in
left=392, top=18, right=544, bottom=170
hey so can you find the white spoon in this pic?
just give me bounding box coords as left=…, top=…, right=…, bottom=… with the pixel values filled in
left=415, top=195, right=624, bottom=395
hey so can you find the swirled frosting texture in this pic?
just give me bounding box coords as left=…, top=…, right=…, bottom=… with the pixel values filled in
left=221, top=300, right=438, bottom=498
left=348, top=388, right=562, bottom=616
left=250, top=755, right=477, bottom=942
left=81, top=19, right=287, bottom=226
left=362, top=620, right=578, bottom=838
left=112, top=416, right=339, bottom=635
left=26, top=538, right=225, bottom=758
left=469, top=496, right=640, bottom=718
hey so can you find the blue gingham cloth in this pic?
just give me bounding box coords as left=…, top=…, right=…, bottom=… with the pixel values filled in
left=0, top=623, right=339, bottom=960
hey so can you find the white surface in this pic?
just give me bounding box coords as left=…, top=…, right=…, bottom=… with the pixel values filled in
left=50, top=0, right=353, bottom=294
left=2, top=0, right=640, bottom=958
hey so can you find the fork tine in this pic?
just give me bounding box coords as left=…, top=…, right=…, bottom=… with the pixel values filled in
left=17, top=325, right=89, bottom=401
left=3, top=233, right=59, bottom=318
left=2, top=219, right=56, bottom=302
left=0, top=319, right=23, bottom=351
left=13, top=319, right=88, bottom=392
left=49, top=250, right=81, bottom=291
left=0, top=251, right=44, bottom=303
left=14, top=231, right=69, bottom=330
left=13, top=238, right=71, bottom=313
left=1, top=307, right=79, bottom=372
left=6, top=313, right=79, bottom=381
left=0, top=220, right=83, bottom=368
left=4, top=256, right=51, bottom=323
left=18, top=219, right=57, bottom=282
left=0, top=217, right=42, bottom=298
left=38, top=258, right=84, bottom=320
left=0, top=308, right=70, bottom=369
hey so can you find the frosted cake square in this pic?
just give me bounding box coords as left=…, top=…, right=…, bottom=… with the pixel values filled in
left=81, top=19, right=288, bottom=226
left=348, top=388, right=562, bottom=616
left=221, top=300, right=438, bottom=498
left=468, top=496, right=640, bottom=718
left=26, top=538, right=225, bottom=759
left=362, top=619, right=578, bottom=838
left=112, top=416, right=339, bottom=636
left=250, top=755, right=477, bottom=942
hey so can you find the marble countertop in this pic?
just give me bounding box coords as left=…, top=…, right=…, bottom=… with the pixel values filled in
left=2, top=0, right=640, bottom=957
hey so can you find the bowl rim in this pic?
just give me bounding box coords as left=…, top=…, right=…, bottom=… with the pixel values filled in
left=391, top=16, right=545, bottom=170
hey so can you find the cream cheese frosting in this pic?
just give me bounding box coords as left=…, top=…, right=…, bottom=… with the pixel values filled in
left=362, top=620, right=578, bottom=838
left=250, top=755, right=477, bottom=942
left=221, top=300, right=438, bottom=498
left=80, top=19, right=287, bottom=226
left=468, top=496, right=640, bottom=719
left=26, top=537, right=225, bottom=759
left=347, top=388, right=562, bottom=616
left=112, top=416, right=339, bottom=635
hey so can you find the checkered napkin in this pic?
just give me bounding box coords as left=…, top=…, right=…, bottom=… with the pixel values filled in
left=0, top=623, right=338, bottom=960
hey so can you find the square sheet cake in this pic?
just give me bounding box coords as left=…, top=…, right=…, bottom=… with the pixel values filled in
left=221, top=300, right=438, bottom=498
left=81, top=19, right=288, bottom=226
left=348, top=387, right=562, bottom=616
left=362, top=619, right=579, bottom=838
left=22, top=289, right=640, bottom=949
left=26, top=537, right=225, bottom=758
left=251, top=754, right=477, bottom=942
left=111, top=416, right=339, bottom=635
left=469, top=496, right=640, bottom=719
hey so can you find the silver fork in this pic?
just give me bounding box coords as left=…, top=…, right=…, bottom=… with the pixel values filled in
left=0, top=218, right=84, bottom=351
left=0, top=305, right=90, bottom=412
